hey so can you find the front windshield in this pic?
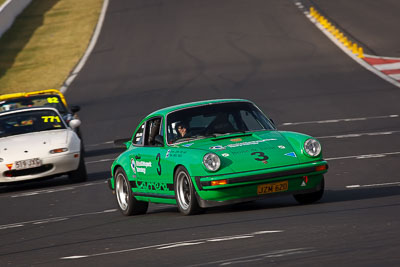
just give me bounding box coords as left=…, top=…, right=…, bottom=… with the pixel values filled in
left=166, top=102, right=275, bottom=144
left=0, top=109, right=66, bottom=138
left=0, top=95, right=68, bottom=115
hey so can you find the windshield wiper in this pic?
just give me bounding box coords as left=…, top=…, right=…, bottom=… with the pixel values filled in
left=211, top=131, right=252, bottom=140
left=173, top=136, right=201, bottom=144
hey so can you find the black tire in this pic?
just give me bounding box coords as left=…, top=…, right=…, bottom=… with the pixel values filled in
left=76, top=127, right=83, bottom=139
left=68, top=154, right=88, bottom=183
left=76, top=128, right=85, bottom=155
left=293, top=177, right=325, bottom=204
left=174, top=166, right=202, bottom=215
left=114, top=167, right=148, bottom=216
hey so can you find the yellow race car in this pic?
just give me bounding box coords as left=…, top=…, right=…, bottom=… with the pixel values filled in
left=0, top=89, right=82, bottom=137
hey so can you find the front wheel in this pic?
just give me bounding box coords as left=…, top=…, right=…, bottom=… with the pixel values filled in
left=115, top=168, right=148, bottom=216
left=68, top=155, right=88, bottom=183
left=174, top=166, right=202, bottom=215
left=293, top=177, right=325, bottom=204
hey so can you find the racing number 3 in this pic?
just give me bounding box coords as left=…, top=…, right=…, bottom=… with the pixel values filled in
left=251, top=152, right=269, bottom=161
left=156, top=153, right=162, bottom=175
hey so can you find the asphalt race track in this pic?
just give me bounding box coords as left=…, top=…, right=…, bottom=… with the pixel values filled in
left=1, top=0, right=400, bottom=266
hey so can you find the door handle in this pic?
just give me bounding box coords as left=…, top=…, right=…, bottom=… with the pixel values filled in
left=135, top=155, right=141, bottom=160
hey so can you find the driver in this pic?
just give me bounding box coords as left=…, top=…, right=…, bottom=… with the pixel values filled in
left=176, top=122, right=190, bottom=139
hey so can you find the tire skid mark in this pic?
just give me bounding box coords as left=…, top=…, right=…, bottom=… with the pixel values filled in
left=61, top=230, right=283, bottom=260
left=188, top=248, right=316, bottom=266
left=0, top=209, right=116, bottom=231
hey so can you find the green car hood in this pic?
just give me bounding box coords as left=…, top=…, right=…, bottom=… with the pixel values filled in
left=177, top=131, right=301, bottom=173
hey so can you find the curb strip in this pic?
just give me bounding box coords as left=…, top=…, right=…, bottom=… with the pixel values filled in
left=60, top=0, right=110, bottom=93
left=294, top=1, right=400, bottom=89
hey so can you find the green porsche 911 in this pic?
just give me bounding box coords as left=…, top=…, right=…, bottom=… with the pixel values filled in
left=108, top=99, right=328, bottom=215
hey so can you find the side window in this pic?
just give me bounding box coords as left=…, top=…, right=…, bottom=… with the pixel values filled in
left=132, top=123, right=145, bottom=145
left=144, top=117, right=162, bottom=146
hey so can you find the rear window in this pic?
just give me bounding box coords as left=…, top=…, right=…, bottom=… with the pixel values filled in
left=0, top=95, right=68, bottom=115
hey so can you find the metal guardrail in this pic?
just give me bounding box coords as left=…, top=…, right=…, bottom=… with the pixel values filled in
left=0, top=0, right=32, bottom=39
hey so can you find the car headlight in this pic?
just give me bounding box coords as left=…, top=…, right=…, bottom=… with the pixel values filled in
left=304, top=139, right=321, bottom=157
left=203, top=153, right=221, bottom=172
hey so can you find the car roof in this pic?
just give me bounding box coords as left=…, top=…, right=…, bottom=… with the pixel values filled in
left=0, top=89, right=68, bottom=107
left=147, top=99, right=253, bottom=117
left=0, top=106, right=62, bottom=117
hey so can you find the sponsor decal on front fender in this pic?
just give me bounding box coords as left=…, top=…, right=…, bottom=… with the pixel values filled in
left=131, top=159, right=136, bottom=173
left=210, top=145, right=225, bottom=150
left=226, top=139, right=277, bottom=148
left=210, top=139, right=278, bottom=151
left=284, top=152, right=297, bottom=158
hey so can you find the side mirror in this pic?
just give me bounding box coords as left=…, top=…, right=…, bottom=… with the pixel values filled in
left=155, top=135, right=164, bottom=146
left=70, top=105, right=80, bottom=114
left=114, top=138, right=131, bottom=149
left=69, top=119, right=81, bottom=129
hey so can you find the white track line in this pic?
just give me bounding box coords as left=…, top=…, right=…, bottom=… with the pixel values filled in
left=317, top=130, right=400, bottom=139
left=61, top=230, right=283, bottom=260
left=0, top=209, right=116, bottom=230
left=86, top=158, right=114, bottom=164
left=390, top=74, right=400, bottom=80
left=60, top=0, right=109, bottom=93
left=8, top=181, right=106, bottom=198
left=325, top=151, right=400, bottom=161
left=189, top=248, right=316, bottom=266
left=346, top=182, right=400, bottom=189
left=374, top=62, right=400, bottom=71
left=366, top=54, right=400, bottom=60
left=280, top=114, right=398, bottom=126
left=85, top=141, right=114, bottom=148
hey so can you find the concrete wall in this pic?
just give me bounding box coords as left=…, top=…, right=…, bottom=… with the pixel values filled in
left=0, top=0, right=32, bottom=38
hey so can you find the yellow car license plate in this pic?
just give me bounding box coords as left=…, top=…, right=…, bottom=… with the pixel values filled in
left=257, top=181, right=288, bottom=195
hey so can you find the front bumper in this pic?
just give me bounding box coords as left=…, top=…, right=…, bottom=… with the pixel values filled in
left=193, top=161, right=328, bottom=208
left=0, top=152, right=81, bottom=183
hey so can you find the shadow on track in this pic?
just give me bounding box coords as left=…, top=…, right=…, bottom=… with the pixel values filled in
left=84, top=147, right=125, bottom=158
left=0, top=170, right=109, bottom=195
left=0, top=186, right=399, bottom=258
left=204, top=186, right=400, bottom=214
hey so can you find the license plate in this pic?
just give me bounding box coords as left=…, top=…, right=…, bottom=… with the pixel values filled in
left=257, top=181, right=288, bottom=195
left=15, top=158, right=42, bottom=170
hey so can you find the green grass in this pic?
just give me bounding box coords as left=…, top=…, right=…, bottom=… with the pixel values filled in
left=0, top=0, right=7, bottom=7
left=0, top=0, right=103, bottom=94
